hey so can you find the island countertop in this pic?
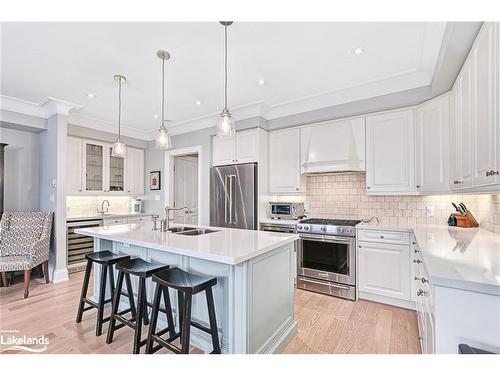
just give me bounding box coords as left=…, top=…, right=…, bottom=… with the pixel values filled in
left=76, top=223, right=298, bottom=265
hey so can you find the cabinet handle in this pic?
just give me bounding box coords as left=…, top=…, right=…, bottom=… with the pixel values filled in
left=412, top=241, right=417, bottom=245
left=413, top=259, right=422, bottom=264
left=414, top=276, right=428, bottom=283
left=417, top=289, right=426, bottom=296
left=416, top=185, right=420, bottom=189
left=295, top=188, right=299, bottom=191
left=78, top=189, right=82, bottom=192
left=414, top=249, right=420, bottom=253
left=358, top=245, right=362, bottom=248
left=418, top=337, right=423, bottom=341
left=453, top=180, right=462, bottom=184
left=486, top=170, right=499, bottom=177
left=379, top=235, right=384, bottom=239
left=366, top=186, right=371, bottom=190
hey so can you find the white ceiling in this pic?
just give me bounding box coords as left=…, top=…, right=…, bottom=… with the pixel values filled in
left=1, top=22, right=447, bottom=137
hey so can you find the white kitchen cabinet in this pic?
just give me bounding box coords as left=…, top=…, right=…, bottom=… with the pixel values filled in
left=365, top=109, right=416, bottom=194
left=212, top=128, right=261, bottom=166
left=472, top=22, right=499, bottom=187
left=269, top=128, right=303, bottom=193
left=358, top=240, right=411, bottom=302
left=83, top=140, right=107, bottom=192
left=125, top=147, right=144, bottom=195
left=415, top=94, right=450, bottom=193
left=449, top=85, right=461, bottom=189
left=67, top=136, right=83, bottom=194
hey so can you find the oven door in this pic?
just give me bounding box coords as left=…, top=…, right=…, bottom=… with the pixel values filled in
left=298, top=234, right=355, bottom=285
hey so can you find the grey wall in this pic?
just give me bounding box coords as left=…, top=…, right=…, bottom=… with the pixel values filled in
left=0, top=127, right=40, bottom=211
left=143, top=140, right=166, bottom=217
left=67, top=124, right=148, bottom=149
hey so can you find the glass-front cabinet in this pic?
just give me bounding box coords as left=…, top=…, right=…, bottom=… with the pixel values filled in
left=84, top=141, right=105, bottom=191
left=108, top=146, right=125, bottom=192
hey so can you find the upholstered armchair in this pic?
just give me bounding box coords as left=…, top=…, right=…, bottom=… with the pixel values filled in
left=0, top=212, right=53, bottom=298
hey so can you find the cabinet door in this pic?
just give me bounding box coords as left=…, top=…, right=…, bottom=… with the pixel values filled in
left=458, top=60, right=474, bottom=188
left=416, top=94, right=450, bottom=193
left=473, top=23, right=498, bottom=186
left=235, top=130, right=258, bottom=163
left=358, top=241, right=411, bottom=301
left=449, top=85, right=461, bottom=188
left=212, top=136, right=235, bottom=166
left=83, top=140, right=106, bottom=192
left=365, top=109, right=415, bottom=193
left=126, top=147, right=144, bottom=195
left=269, top=128, right=302, bottom=193
left=108, top=146, right=125, bottom=192
left=67, top=136, right=83, bottom=194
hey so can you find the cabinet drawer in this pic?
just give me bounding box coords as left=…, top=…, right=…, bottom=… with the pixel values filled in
left=128, top=216, right=151, bottom=224
left=357, top=229, right=410, bottom=245
left=103, top=217, right=128, bottom=226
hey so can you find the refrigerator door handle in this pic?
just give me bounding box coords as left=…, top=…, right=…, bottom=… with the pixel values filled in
left=224, top=174, right=229, bottom=224
left=228, top=174, right=234, bottom=224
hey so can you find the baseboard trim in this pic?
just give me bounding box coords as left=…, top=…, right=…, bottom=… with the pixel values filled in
left=52, top=267, right=69, bottom=283
left=359, top=291, right=416, bottom=310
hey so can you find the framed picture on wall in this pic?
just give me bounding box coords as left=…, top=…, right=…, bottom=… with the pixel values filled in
left=150, top=171, right=161, bottom=190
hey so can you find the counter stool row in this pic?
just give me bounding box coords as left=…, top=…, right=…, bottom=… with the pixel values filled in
left=75, top=250, right=221, bottom=354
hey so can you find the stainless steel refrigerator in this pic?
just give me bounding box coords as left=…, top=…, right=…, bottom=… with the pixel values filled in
left=210, top=163, right=257, bottom=230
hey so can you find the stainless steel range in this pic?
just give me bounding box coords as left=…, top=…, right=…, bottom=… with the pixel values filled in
left=296, top=218, right=360, bottom=300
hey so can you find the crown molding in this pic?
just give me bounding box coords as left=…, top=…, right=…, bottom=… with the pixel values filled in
left=0, top=95, right=82, bottom=118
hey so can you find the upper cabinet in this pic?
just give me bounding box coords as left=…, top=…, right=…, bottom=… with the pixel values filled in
left=212, top=128, right=266, bottom=166
left=269, top=128, right=303, bottom=193
left=67, top=136, right=144, bottom=196
left=415, top=94, right=450, bottom=193
left=365, top=109, right=416, bottom=194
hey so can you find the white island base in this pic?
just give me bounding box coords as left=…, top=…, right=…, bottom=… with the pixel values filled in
left=92, top=237, right=297, bottom=354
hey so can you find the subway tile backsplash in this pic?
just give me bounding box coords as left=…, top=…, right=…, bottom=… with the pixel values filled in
left=67, top=196, right=133, bottom=216
left=276, top=172, right=500, bottom=234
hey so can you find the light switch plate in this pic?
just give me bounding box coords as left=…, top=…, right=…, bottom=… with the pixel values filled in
left=426, top=206, right=435, bottom=217
left=49, top=194, right=55, bottom=203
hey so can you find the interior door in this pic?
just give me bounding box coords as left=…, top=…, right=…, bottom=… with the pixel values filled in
left=173, top=156, right=198, bottom=224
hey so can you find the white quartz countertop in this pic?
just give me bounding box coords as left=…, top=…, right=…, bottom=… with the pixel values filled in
left=67, top=213, right=152, bottom=221
left=412, top=225, right=500, bottom=296
left=76, top=223, right=298, bottom=265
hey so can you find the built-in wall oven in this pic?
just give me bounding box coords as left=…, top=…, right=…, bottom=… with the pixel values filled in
left=296, top=218, right=359, bottom=300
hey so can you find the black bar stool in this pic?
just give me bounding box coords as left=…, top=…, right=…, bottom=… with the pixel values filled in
left=106, top=258, right=170, bottom=354
left=145, top=267, right=221, bottom=354
left=76, top=250, right=134, bottom=336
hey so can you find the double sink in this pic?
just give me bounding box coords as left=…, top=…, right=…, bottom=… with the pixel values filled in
left=168, top=226, right=218, bottom=236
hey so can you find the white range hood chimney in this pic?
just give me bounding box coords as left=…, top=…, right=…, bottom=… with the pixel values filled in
left=301, top=118, right=365, bottom=174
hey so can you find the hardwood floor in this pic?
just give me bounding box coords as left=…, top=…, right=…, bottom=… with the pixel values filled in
left=0, top=272, right=421, bottom=354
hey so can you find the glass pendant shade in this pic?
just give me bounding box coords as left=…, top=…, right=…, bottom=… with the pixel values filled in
left=111, top=140, right=127, bottom=158
left=155, top=127, right=172, bottom=149
left=217, top=110, right=235, bottom=138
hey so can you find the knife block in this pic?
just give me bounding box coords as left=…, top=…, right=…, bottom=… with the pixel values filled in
left=455, top=211, right=479, bottom=228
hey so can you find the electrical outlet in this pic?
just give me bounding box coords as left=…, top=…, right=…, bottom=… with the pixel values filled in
left=49, top=194, right=55, bottom=203
left=426, top=206, right=435, bottom=217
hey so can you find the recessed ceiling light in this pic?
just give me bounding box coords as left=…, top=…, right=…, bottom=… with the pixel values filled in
left=195, top=100, right=201, bottom=106
left=86, top=93, right=96, bottom=98
left=153, top=115, right=159, bottom=119
left=258, top=79, right=265, bottom=85
left=353, top=47, right=364, bottom=55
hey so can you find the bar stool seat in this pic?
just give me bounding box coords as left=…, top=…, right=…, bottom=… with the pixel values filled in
left=146, top=267, right=221, bottom=354
left=106, top=258, right=171, bottom=354
left=76, top=251, right=132, bottom=336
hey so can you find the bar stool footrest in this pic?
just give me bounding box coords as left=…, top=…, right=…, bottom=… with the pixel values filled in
left=190, top=320, right=212, bottom=335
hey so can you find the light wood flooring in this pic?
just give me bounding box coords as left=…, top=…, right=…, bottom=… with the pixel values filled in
left=0, top=271, right=420, bottom=354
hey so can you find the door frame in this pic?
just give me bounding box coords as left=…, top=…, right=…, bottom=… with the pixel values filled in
left=164, top=145, right=203, bottom=225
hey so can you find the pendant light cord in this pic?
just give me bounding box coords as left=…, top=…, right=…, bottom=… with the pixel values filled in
left=224, top=23, right=228, bottom=111
left=118, top=77, right=122, bottom=140
left=161, top=57, right=166, bottom=130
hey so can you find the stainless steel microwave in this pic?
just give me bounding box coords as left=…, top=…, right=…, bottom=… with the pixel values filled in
left=269, top=202, right=304, bottom=220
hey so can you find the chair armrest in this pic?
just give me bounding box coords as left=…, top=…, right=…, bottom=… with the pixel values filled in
left=28, top=233, right=51, bottom=265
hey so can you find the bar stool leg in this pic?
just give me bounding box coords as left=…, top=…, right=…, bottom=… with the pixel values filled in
left=96, top=264, right=108, bottom=336
left=106, top=271, right=124, bottom=344
left=177, top=290, right=184, bottom=336
left=162, top=286, right=176, bottom=338
left=179, top=291, right=192, bottom=354
left=142, top=281, right=150, bottom=326
left=133, top=277, right=146, bottom=354
left=145, top=284, right=162, bottom=354
left=76, top=259, right=92, bottom=323
left=205, top=287, right=221, bottom=354
left=108, top=265, right=115, bottom=297
left=124, top=273, right=137, bottom=320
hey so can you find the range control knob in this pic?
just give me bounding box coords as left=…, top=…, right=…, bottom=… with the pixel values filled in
left=297, top=225, right=303, bottom=231
left=320, top=226, right=326, bottom=232
left=338, top=228, right=344, bottom=234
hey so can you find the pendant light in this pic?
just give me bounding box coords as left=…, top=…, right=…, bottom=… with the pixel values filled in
left=155, top=50, right=172, bottom=149
left=111, top=74, right=127, bottom=158
left=216, top=21, right=235, bottom=139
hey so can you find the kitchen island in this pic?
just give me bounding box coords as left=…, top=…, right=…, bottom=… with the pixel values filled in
left=76, top=223, right=299, bottom=354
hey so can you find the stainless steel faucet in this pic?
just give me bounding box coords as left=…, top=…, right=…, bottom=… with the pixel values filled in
left=161, top=205, right=194, bottom=231
left=97, top=199, right=110, bottom=214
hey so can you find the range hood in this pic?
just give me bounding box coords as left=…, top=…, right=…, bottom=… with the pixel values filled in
left=301, top=118, right=365, bottom=174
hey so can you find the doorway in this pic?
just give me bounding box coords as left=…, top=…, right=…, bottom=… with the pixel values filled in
left=172, top=154, right=199, bottom=224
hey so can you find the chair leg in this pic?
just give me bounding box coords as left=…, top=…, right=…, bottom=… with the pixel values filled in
left=1, top=272, right=8, bottom=287
left=179, top=291, right=192, bottom=354
left=106, top=271, right=124, bottom=344
left=133, top=277, right=146, bottom=354
left=23, top=269, right=31, bottom=299
left=205, top=287, right=221, bottom=354
left=145, top=284, right=162, bottom=354
left=95, top=264, right=108, bottom=336
left=76, top=259, right=92, bottom=323
left=43, top=261, right=49, bottom=283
